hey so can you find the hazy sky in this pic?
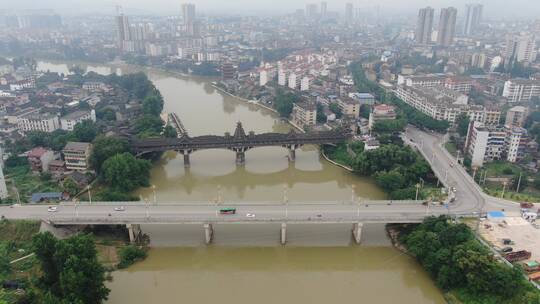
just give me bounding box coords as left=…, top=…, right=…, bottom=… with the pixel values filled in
left=1, top=0, right=539, bottom=18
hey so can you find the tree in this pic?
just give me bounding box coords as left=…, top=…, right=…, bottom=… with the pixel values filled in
left=134, top=115, right=164, bottom=137
left=375, top=170, right=406, bottom=192
left=89, top=136, right=130, bottom=172
left=73, top=120, right=99, bottom=143
left=316, top=103, right=327, bottom=123
left=62, top=178, right=80, bottom=196
left=372, top=119, right=407, bottom=133
left=163, top=125, right=178, bottom=138
left=511, top=173, right=528, bottom=192
left=32, top=232, right=110, bottom=304
left=102, top=153, right=152, bottom=192
left=456, top=114, right=470, bottom=137
left=142, top=94, right=164, bottom=116
left=273, top=89, right=297, bottom=117
left=329, top=103, right=343, bottom=119
left=118, top=246, right=147, bottom=269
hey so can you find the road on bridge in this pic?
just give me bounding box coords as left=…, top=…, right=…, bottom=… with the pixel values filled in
left=0, top=201, right=460, bottom=224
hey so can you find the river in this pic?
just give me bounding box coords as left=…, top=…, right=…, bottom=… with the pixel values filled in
left=37, top=60, right=445, bottom=304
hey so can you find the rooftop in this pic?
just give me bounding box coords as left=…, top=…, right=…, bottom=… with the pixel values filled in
left=63, top=141, right=91, bottom=152
left=61, top=110, right=92, bottom=120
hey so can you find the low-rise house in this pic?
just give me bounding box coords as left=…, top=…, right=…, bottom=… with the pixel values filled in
left=368, top=104, right=397, bottom=130
left=27, top=147, right=55, bottom=173
left=63, top=142, right=92, bottom=172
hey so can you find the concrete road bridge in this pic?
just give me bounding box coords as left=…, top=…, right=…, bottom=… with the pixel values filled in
left=131, top=122, right=350, bottom=166
left=1, top=200, right=479, bottom=245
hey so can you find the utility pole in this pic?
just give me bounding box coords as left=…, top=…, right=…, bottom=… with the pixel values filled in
left=351, top=184, right=356, bottom=203
left=217, top=185, right=222, bottom=204
left=152, top=185, right=157, bottom=204
left=87, top=185, right=92, bottom=204
left=415, top=183, right=420, bottom=200
left=472, top=166, right=478, bottom=181
left=501, top=181, right=507, bottom=199
left=516, top=172, right=523, bottom=193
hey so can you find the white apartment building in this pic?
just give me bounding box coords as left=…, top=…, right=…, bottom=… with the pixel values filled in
left=502, top=79, right=540, bottom=102
left=397, top=74, right=446, bottom=88
left=300, top=76, right=310, bottom=91
left=278, top=70, right=287, bottom=86
left=288, top=72, right=299, bottom=89
left=505, top=126, right=528, bottom=163
left=465, top=121, right=528, bottom=167
left=291, top=102, right=317, bottom=128
left=465, top=121, right=507, bottom=167
left=505, top=33, right=538, bottom=64
left=60, top=110, right=96, bottom=131
left=17, top=113, right=60, bottom=133
left=259, top=70, right=268, bottom=86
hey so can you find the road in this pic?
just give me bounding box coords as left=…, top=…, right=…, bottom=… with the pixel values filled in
left=404, top=126, right=521, bottom=215
left=0, top=201, right=473, bottom=224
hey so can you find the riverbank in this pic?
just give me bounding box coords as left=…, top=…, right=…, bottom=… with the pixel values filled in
left=390, top=216, right=540, bottom=304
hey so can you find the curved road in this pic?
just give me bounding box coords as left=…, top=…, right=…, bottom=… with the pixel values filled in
left=404, top=126, right=521, bottom=215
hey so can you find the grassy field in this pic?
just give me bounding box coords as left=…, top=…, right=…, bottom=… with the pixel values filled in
left=0, top=220, right=40, bottom=245
left=322, top=143, right=354, bottom=167
left=3, top=164, right=62, bottom=203
left=483, top=161, right=522, bottom=177
left=444, top=142, right=458, bottom=157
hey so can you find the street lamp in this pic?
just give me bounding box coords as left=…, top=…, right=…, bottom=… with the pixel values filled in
left=145, top=198, right=150, bottom=220
left=501, top=181, right=507, bottom=199
left=351, top=184, right=356, bottom=203
left=152, top=185, right=157, bottom=204
left=283, top=185, right=288, bottom=219
left=415, top=183, right=421, bottom=201
left=217, top=185, right=222, bottom=205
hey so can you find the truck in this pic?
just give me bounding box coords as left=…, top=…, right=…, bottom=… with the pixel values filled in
left=504, top=250, right=531, bottom=262
left=521, top=202, right=534, bottom=209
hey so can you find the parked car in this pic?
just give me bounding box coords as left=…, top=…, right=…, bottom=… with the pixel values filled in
left=501, top=247, right=513, bottom=253
left=47, top=206, right=58, bottom=212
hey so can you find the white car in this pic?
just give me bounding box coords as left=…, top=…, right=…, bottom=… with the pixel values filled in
left=47, top=206, right=58, bottom=212
left=114, top=206, right=125, bottom=212
left=245, top=213, right=255, bottom=218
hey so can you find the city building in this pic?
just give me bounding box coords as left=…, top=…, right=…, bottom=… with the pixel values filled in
left=397, top=74, right=445, bottom=88
left=306, top=3, right=318, bottom=19
left=320, top=2, right=327, bottom=17
left=505, top=106, right=528, bottom=128
left=465, top=121, right=529, bottom=166
left=17, top=113, right=60, bottom=133
left=502, top=79, right=540, bottom=102
left=345, top=3, right=354, bottom=23
left=444, top=76, right=474, bottom=94
left=349, top=93, right=375, bottom=105
left=437, top=7, right=457, bottom=47
left=394, top=85, right=500, bottom=125
left=464, top=4, right=483, bottom=36
left=221, top=62, right=237, bottom=80
left=291, top=102, right=317, bottom=128
left=338, top=98, right=360, bottom=118
left=465, top=121, right=506, bottom=167
left=182, top=3, right=196, bottom=35
left=368, top=104, right=397, bottom=130
left=27, top=147, right=54, bottom=173
left=504, top=34, right=538, bottom=64
left=62, top=142, right=92, bottom=172
left=505, top=126, right=528, bottom=163
left=60, top=110, right=96, bottom=131
left=115, top=14, right=131, bottom=50
left=415, top=7, right=434, bottom=44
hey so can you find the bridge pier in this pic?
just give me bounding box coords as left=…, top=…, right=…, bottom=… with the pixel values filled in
left=236, top=151, right=245, bottom=165
left=280, top=223, right=287, bottom=245
left=352, top=222, right=363, bottom=244
left=127, top=224, right=142, bottom=244
left=180, top=150, right=192, bottom=168
left=204, top=223, right=214, bottom=244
